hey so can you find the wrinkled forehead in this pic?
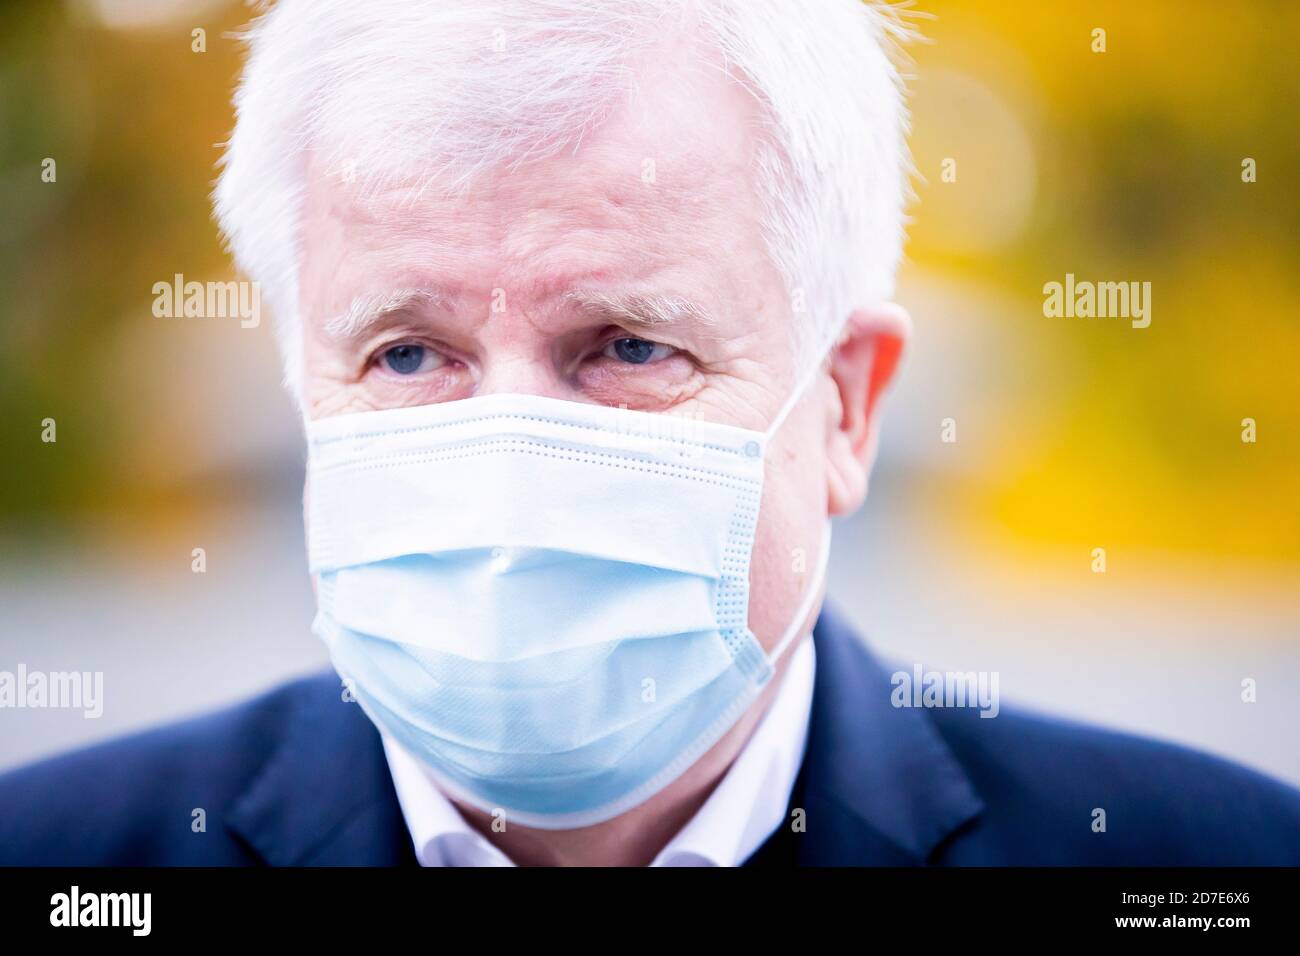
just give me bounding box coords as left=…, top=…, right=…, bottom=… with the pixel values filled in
left=301, top=13, right=765, bottom=200
left=296, top=42, right=786, bottom=334
left=302, top=33, right=767, bottom=231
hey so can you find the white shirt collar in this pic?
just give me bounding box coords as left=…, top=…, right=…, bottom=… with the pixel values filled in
left=381, top=635, right=816, bottom=867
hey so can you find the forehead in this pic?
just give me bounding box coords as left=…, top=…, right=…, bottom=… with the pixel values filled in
left=297, top=46, right=783, bottom=323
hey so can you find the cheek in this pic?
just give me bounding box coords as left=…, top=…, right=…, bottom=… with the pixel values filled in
left=745, top=421, right=828, bottom=648
left=304, top=375, right=372, bottom=419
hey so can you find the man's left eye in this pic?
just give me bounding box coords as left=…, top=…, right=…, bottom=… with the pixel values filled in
left=603, top=337, right=674, bottom=365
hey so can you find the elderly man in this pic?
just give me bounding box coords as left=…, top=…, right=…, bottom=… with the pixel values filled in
left=1, top=0, right=1298, bottom=868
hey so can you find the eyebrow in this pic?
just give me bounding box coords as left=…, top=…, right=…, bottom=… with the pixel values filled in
left=323, top=289, right=446, bottom=341
left=323, top=286, right=718, bottom=342
left=562, top=290, right=718, bottom=332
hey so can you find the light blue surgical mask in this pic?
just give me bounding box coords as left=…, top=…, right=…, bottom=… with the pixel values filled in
left=305, top=369, right=831, bottom=830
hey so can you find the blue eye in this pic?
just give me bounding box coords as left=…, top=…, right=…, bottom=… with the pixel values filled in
left=609, top=338, right=663, bottom=364
left=384, top=344, right=426, bottom=374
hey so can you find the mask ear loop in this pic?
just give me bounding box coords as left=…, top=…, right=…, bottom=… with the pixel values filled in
left=764, top=323, right=847, bottom=439
left=757, top=322, right=844, bottom=667
left=765, top=519, right=833, bottom=668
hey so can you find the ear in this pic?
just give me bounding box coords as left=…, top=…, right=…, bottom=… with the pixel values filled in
left=824, top=302, right=910, bottom=516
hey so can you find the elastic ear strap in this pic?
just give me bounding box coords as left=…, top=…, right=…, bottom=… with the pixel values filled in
left=767, top=520, right=833, bottom=667
left=765, top=322, right=847, bottom=438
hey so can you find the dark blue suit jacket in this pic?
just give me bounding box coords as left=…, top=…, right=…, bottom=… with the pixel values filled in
left=2, top=602, right=1298, bottom=865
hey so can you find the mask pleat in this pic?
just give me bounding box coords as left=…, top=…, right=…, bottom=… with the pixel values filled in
left=320, top=552, right=723, bottom=661
left=321, top=618, right=742, bottom=755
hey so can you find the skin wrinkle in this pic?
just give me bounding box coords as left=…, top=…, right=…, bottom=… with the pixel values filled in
left=296, top=27, right=909, bottom=866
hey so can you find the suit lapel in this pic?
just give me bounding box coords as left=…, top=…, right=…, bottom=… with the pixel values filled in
left=225, top=674, right=417, bottom=866
left=748, top=601, right=985, bottom=866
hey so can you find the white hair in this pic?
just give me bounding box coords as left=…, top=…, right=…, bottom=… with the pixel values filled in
left=213, top=0, right=915, bottom=403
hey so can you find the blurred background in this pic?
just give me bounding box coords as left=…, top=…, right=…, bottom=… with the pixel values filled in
left=1, top=1, right=1297, bottom=783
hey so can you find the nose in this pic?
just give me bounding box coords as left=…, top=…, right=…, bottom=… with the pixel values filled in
left=475, top=352, right=576, bottom=401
